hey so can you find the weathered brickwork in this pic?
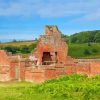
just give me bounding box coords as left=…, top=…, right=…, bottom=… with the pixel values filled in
left=0, top=50, right=11, bottom=81
left=0, top=26, right=100, bottom=82
left=33, top=25, right=68, bottom=65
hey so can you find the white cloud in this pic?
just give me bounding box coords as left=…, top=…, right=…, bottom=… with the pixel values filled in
left=0, top=0, right=100, bottom=21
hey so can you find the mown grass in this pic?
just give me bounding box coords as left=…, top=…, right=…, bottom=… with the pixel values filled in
left=0, top=74, right=100, bottom=100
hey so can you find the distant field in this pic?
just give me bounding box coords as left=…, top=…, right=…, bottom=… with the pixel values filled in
left=0, top=40, right=36, bottom=47
left=0, top=41, right=100, bottom=58
left=0, top=74, right=100, bottom=100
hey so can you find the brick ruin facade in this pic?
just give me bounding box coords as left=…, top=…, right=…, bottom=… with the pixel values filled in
left=0, top=25, right=100, bottom=82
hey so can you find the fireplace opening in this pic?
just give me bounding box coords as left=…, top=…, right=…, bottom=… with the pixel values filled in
left=42, top=52, right=52, bottom=65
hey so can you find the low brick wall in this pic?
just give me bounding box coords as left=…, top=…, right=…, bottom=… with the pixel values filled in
left=76, top=66, right=90, bottom=75
left=45, top=66, right=56, bottom=79
left=0, top=50, right=100, bottom=82
left=20, top=61, right=100, bottom=82
left=45, top=65, right=66, bottom=80
left=0, top=73, right=10, bottom=81
left=25, top=67, right=45, bottom=83
left=75, top=62, right=100, bottom=76
left=24, top=65, right=67, bottom=82
left=90, top=62, right=100, bottom=75
left=65, top=66, right=75, bottom=74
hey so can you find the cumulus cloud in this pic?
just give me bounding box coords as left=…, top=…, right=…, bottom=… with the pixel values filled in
left=0, top=0, right=100, bottom=21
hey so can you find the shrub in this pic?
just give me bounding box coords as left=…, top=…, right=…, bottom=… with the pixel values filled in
left=92, top=49, right=98, bottom=53
left=4, top=46, right=19, bottom=54
left=83, top=49, right=91, bottom=55
left=20, top=45, right=30, bottom=54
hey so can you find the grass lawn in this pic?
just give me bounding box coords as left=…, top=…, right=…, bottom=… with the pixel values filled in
left=0, top=74, right=100, bottom=100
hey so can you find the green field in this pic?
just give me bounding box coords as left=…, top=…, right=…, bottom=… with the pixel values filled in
left=68, top=43, right=100, bottom=58
left=0, top=40, right=36, bottom=47
left=0, top=74, right=100, bottom=100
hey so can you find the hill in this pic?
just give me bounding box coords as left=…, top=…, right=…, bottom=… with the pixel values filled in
left=0, top=74, right=100, bottom=100
left=68, top=43, right=100, bottom=58
left=70, top=30, right=100, bottom=43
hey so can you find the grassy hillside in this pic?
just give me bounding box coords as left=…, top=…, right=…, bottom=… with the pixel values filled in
left=68, top=43, right=100, bottom=58
left=70, top=30, right=100, bottom=43
left=0, top=74, right=100, bottom=100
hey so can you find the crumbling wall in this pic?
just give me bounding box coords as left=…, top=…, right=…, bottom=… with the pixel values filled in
left=0, top=50, right=11, bottom=81
left=0, top=65, right=10, bottom=81
left=33, top=25, right=68, bottom=65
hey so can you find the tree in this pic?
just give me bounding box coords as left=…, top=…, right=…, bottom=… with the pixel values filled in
left=95, top=32, right=100, bottom=43
left=20, top=45, right=30, bottom=54
left=12, top=39, right=17, bottom=42
left=29, top=43, right=37, bottom=52
left=61, top=33, right=69, bottom=43
left=4, top=46, right=19, bottom=54
left=70, top=30, right=100, bottom=43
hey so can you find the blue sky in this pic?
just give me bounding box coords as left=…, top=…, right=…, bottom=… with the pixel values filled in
left=0, top=0, right=100, bottom=42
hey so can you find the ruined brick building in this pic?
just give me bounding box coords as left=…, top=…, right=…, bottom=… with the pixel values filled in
left=0, top=25, right=100, bottom=82
left=33, top=25, right=69, bottom=65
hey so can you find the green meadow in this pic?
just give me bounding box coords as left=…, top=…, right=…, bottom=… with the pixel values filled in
left=0, top=74, right=100, bottom=100
left=68, top=43, right=100, bottom=58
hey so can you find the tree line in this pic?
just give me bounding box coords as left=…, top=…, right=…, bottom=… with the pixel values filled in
left=62, top=30, right=100, bottom=43
left=0, top=43, right=37, bottom=54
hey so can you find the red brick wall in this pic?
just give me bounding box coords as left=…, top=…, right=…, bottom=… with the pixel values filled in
left=25, top=67, right=45, bottom=83
left=10, top=62, right=18, bottom=80
left=65, top=66, right=75, bottom=74
left=0, top=50, right=11, bottom=81
left=90, top=62, right=100, bottom=75
left=0, top=50, right=10, bottom=65
left=45, top=66, right=66, bottom=80
left=10, top=61, right=25, bottom=81
left=76, top=66, right=90, bottom=75
left=0, top=50, right=100, bottom=82
left=45, top=66, right=56, bottom=79
left=0, top=65, right=10, bottom=81
left=75, top=62, right=100, bottom=76
left=19, top=61, right=25, bottom=81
